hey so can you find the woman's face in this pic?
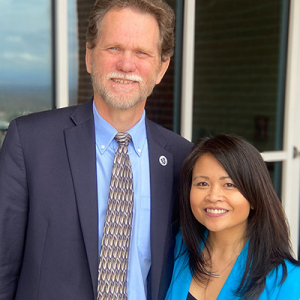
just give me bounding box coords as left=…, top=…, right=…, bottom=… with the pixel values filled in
left=190, top=153, right=251, bottom=237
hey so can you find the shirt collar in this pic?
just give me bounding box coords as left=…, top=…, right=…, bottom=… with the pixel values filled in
left=93, top=101, right=147, bottom=157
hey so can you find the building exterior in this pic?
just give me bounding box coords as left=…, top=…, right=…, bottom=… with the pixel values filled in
left=0, top=0, right=299, bottom=256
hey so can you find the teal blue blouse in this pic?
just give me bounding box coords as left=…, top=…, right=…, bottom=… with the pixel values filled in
left=165, top=230, right=300, bottom=300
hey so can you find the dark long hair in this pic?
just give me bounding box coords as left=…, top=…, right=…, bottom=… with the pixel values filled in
left=180, top=134, right=299, bottom=299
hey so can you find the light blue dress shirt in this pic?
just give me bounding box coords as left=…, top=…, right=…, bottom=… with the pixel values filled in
left=93, top=103, right=151, bottom=300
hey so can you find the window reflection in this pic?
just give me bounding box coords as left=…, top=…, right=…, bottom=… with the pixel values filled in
left=146, top=0, right=179, bottom=131
left=192, top=0, right=289, bottom=152
left=68, top=0, right=79, bottom=106
left=266, top=161, right=282, bottom=198
left=0, top=0, right=53, bottom=146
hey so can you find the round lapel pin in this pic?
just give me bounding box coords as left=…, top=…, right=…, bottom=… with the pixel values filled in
left=159, top=155, right=168, bottom=166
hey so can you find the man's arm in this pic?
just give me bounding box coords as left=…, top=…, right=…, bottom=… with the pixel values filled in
left=0, top=119, right=29, bottom=299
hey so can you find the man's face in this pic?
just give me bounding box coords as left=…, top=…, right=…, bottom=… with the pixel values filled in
left=86, top=7, right=170, bottom=110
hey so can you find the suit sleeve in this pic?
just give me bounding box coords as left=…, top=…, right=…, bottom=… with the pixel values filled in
left=0, top=119, right=29, bottom=299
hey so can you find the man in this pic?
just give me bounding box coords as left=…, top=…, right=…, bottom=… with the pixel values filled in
left=0, top=0, right=192, bottom=299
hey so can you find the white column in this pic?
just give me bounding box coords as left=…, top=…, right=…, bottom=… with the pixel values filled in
left=180, top=0, right=195, bottom=141
left=281, top=0, right=300, bottom=257
left=54, top=0, right=69, bottom=108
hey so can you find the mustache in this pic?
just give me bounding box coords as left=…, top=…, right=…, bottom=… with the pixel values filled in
left=106, top=72, right=143, bottom=82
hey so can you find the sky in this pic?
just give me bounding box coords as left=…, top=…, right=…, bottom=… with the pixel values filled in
left=0, top=0, right=78, bottom=88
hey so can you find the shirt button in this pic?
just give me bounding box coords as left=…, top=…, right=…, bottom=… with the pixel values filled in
left=101, top=145, right=105, bottom=150
left=138, top=149, right=141, bottom=153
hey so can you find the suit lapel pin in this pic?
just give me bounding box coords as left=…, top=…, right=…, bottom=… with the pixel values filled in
left=159, top=155, right=168, bottom=166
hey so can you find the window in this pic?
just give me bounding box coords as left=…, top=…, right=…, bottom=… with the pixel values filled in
left=0, top=0, right=53, bottom=145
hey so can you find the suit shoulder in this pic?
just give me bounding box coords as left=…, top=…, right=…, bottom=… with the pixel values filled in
left=13, top=100, right=93, bottom=130
left=147, top=119, right=192, bottom=150
left=15, top=105, right=78, bottom=127
left=6, top=101, right=93, bottom=150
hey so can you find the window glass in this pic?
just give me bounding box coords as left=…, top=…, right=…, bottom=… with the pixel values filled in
left=76, top=0, right=94, bottom=105
left=192, top=0, right=289, bottom=152
left=146, top=0, right=180, bottom=131
left=266, top=161, right=282, bottom=198
left=0, top=0, right=53, bottom=145
left=68, top=0, right=79, bottom=106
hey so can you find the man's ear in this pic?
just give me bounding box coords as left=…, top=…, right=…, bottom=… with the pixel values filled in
left=85, top=43, right=92, bottom=74
left=155, top=57, right=170, bottom=85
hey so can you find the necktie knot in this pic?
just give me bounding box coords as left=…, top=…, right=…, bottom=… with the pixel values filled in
left=115, top=132, right=132, bottom=146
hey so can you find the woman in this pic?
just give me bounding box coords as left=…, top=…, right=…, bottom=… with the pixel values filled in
left=166, top=134, right=300, bottom=300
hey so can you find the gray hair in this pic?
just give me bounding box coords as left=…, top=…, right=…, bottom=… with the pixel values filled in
left=86, top=0, right=175, bottom=62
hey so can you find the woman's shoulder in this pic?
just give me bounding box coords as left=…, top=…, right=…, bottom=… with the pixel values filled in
left=276, top=260, right=300, bottom=295
left=174, top=228, right=186, bottom=257
left=275, top=259, right=300, bottom=278
left=261, top=259, right=300, bottom=298
left=283, top=259, right=300, bottom=280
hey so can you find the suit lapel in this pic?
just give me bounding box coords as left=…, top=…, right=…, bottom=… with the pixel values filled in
left=146, top=119, right=174, bottom=300
left=64, top=100, right=98, bottom=297
left=64, top=109, right=175, bottom=299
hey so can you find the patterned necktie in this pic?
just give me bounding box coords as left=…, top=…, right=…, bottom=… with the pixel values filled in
left=97, top=132, right=133, bottom=300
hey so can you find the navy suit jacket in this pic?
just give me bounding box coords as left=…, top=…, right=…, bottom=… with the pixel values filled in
left=0, top=100, right=192, bottom=300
